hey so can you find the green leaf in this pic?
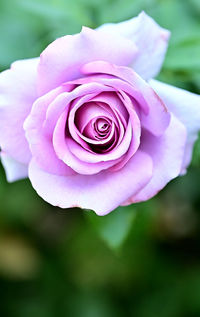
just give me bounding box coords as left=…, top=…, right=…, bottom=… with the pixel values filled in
left=164, top=41, right=200, bottom=71
left=192, top=132, right=200, bottom=168
left=190, top=0, right=200, bottom=13
left=85, top=205, right=136, bottom=250
left=98, top=0, right=155, bottom=25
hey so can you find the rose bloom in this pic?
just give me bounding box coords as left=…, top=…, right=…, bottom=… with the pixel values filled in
left=0, top=12, right=200, bottom=215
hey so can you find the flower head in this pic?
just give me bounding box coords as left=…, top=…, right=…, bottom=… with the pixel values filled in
left=0, top=12, right=199, bottom=215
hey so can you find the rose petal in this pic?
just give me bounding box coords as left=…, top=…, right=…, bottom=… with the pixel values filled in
left=69, top=97, right=118, bottom=147
left=38, top=26, right=138, bottom=95
left=53, top=111, right=120, bottom=175
left=82, top=61, right=170, bottom=136
left=97, top=11, right=170, bottom=80
left=24, top=88, right=75, bottom=176
left=1, top=152, right=28, bottom=182
left=149, top=79, right=200, bottom=172
left=71, top=74, right=149, bottom=114
left=110, top=90, right=141, bottom=171
left=28, top=150, right=153, bottom=215
left=68, top=92, right=127, bottom=150
left=24, top=83, right=117, bottom=175
left=0, top=58, right=39, bottom=164
left=90, top=92, right=129, bottom=129
left=44, top=82, right=115, bottom=135
left=123, top=114, right=186, bottom=205
left=67, top=119, right=132, bottom=164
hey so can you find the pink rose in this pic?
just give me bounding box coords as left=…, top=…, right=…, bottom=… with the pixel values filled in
left=0, top=12, right=200, bottom=215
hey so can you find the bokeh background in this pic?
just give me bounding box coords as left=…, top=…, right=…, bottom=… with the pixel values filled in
left=0, top=0, right=200, bottom=316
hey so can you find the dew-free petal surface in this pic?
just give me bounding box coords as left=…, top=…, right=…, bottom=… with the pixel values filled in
left=123, top=115, right=186, bottom=205
left=97, top=11, right=170, bottom=80
left=1, top=152, right=28, bottom=182
left=150, top=79, right=200, bottom=172
left=82, top=61, right=170, bottom=136
left=29, top=150, right=153, bottom=215
left=0, top=58, right=39, bottom=164
left=38, top=27, right=138, bottom=95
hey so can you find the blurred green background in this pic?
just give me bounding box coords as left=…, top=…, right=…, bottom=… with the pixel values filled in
left=0, top=0, right=200, bottom=316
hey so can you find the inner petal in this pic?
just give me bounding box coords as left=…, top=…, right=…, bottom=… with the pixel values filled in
left=82, top=116, right=112, bottom=140
left=74, top=119, right=116, bottom=146
left=70, top=99, right=120, bottom=151
left=66, top=89, right=132, bottom=155
left=74, top=102, right=114, bottom=134
left=95, top=118, right=110, bottom=133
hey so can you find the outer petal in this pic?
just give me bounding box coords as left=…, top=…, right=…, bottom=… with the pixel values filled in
left=97, top=11, right=170, bottom=80
left=122, top=115, right=186, bottom=205
left=150, top=79, right=200, bottom=172
left=1, top=152, right=28, bottom=182
left=38, top=26, right=138, bottom=95
left=28, top=150, right=153, bottom=215
left=0, top=58, right=39, bottom=165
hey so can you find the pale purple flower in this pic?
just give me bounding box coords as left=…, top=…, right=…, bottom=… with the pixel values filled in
left=0, top=12, right=200, bottom=215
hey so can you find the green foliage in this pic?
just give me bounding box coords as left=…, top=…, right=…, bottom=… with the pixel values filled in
left=85, top=206, right=136, bottom=250
left=192, top=133, right=200, bottom=168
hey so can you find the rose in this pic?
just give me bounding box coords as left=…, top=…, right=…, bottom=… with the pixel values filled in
left=0, top=12, right=200, bottom=215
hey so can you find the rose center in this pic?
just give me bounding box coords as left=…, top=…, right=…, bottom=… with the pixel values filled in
left=72, top=100, right=120, bottom=154
left=94, top=118, right=111, bottom=137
